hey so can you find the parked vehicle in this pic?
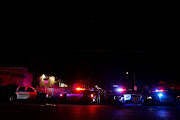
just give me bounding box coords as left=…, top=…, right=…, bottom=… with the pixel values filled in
left=8, top=86, right=47, bottom=103
left=144, top=89, right=179, bottom=105
left=61, top=88, right=100, bottom=104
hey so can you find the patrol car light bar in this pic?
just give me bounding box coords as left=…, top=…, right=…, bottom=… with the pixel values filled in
left=76, top=87, right=85, bottom=91
left=116, top=88, right=125, bottom=92
left=154, top=89, right=164, bottom=92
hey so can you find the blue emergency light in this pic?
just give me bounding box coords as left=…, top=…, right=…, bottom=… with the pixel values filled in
left=116, top=88, right=124, bottom=92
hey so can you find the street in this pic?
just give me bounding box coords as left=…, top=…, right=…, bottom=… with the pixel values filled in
left=0, top=102, right=180, bottom=120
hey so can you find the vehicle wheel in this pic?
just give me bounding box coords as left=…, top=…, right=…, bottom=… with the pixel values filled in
left=9, top=96, right=14, bottom=102
left=9, top=95, right=16, bottom=102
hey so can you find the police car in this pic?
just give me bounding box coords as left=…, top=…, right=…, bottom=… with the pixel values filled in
left=61, top=87, right=100, bottom=104
left=144, top=89, right=179, bottom=105
left=120, top=94, right=143, bottom=103
left=8, top=86, right=47, bottom=102
left=113, top=88, right=143, bottom=104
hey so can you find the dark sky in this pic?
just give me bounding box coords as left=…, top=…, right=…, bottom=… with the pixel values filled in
left=1, top=2, right=179, bottom=87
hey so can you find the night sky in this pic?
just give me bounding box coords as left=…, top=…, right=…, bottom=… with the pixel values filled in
left=1, top=2, right=179, bottom=88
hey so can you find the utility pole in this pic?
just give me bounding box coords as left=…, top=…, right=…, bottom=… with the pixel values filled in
left=126, top=72, right=137, bottom=92
left=134, top=73, right=136, bottom=86
left=133, top=73, right=137, bottom=93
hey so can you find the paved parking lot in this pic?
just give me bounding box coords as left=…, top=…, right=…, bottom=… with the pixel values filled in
left=0, top=102, right=180, bottom=120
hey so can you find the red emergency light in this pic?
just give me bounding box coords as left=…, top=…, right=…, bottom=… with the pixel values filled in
left=116, top=88, right=125, bottom=92
left=155, top=89, right=164, bottom=92
left=90, top=94, right=94, bottom=98
left=60, top=94, right=63, bottom=97
left=76, top=87, right=84, bottom=91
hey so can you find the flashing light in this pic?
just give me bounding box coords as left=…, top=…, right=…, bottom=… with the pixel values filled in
left=116, top=88, right=124, bottom=92
left=90, top=94, right=94, bottom=98
left=158, top=93, right=163, bottom=98
left=155, top=89, right=164, bottom=92
left=60, top=94, right=63, bottom=97
left=76, top=87, right=84, bottom=91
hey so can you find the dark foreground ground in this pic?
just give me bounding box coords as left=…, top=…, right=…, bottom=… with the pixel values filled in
left=0, top=102, right=180, bottom=120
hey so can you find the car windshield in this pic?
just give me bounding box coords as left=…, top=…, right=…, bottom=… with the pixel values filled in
left=27, top=87, right=34, bottom=92
left=18, top=87, right=26, bottom=91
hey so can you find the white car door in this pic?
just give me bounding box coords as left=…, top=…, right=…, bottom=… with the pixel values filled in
left=124, top=94, right=131, bottom=101
left=16, top=87, right=30, bottom=99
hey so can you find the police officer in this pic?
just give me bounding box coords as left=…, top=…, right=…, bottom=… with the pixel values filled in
left=94, top=85, right=100, bottom=105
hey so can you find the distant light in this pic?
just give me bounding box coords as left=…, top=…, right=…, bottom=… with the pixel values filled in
left=126, top=72, right=129, bottom=75
left=113, top=85, right=118, bottom=87
left=60, top=94, right=63, bottom=97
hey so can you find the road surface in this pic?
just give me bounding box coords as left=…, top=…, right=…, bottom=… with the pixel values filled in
left=0, top=102, right=180, bottom=120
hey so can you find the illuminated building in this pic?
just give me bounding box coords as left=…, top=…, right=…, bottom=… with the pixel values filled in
left=39, top=74, right=68, bottom=88
left=0, top=67, right=33, bottom=86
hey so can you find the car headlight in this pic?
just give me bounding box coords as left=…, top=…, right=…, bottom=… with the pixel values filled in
left=147, top=96, right=152, bottom=99
left=158, top=93, right=163, bottom=98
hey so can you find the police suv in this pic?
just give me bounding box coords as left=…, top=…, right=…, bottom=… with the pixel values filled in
left=113, top=88, right=143, bottom=104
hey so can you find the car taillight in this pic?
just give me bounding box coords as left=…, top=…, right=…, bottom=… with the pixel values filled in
left=91, top=94, right=94, bottom=98
left=60, top=94, right=63, bottom=97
